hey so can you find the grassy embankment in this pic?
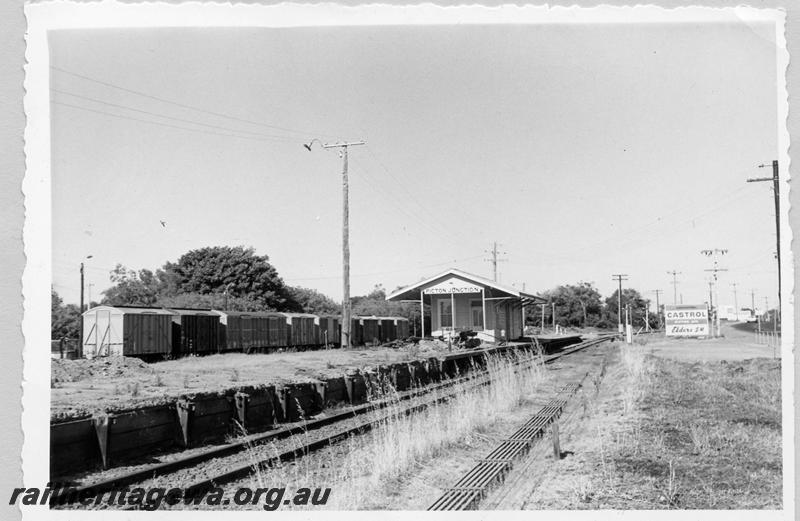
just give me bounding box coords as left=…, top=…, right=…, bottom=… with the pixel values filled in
left=232, top=349, right=547, bottom=510
left=534, top=341, right=782, bottom=509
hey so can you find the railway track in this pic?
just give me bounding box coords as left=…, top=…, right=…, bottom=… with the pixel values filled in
left=54, top=334, right=618, bottom=507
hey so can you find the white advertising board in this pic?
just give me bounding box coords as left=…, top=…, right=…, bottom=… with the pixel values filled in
left=664, top=304, right=709, bottom=337
left=422, top=277, right=481, bottom=295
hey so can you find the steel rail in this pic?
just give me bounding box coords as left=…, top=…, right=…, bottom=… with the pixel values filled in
left=177, top=336, right=614, bottom=499
left=55, top=335, right=616, bottom=505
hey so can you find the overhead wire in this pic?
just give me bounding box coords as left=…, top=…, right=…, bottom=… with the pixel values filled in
left=51, top=65, right=339, bottom=139
left=347, top=158, right=474, bottom=251
left=284, top=254, right=486, bottom=282
left=52, top=100, right=302, bottom=145
left=52, top=88, right=306, bottom=142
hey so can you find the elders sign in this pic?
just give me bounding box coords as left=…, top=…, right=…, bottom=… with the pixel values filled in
left=665, top=304, right=709, bottom=337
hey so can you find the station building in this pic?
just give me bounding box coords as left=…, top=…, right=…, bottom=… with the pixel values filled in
left=386, top=268, right=545, bottom=343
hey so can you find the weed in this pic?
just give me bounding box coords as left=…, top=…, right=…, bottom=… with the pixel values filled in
left=570, top=476, right=595, bottom=503
left=230, top=368, right=240, bottom=382
left=182, top=375, right=190, bottom=389
left=154, top=374, right=165, bottom=387
left=236, top=350, right=546, bottom=509
left=656, top=460, right=682, bottom=508
left=129, top=382, right=140, bottom=397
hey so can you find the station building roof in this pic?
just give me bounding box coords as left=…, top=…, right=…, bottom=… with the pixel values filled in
left=385, top=268, right=546, bottom=305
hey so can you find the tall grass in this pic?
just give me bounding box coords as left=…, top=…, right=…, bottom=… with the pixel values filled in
left=618, top=344, right=653, bottom=416
left=245, top=349, right=547, bottom=510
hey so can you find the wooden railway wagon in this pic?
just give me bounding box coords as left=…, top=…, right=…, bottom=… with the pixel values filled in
left=213, top=310, right=287, bottom=353
left=377, top=316, right=410, bottom=341
left=395, top=317, right=410, bottom=339
left=167, top=308, right=220, bottom=356
left=315, top=315, right=340, bottom=347
left=81, top=306, right=174, bottom=358
left=279, top=313, right=320, bottom=348
left=378, top=317, right=398, bottom=342
left=351, top=316, right=381, bottom=346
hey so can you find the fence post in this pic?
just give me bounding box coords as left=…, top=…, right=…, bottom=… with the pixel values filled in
left=552, top=420, right=561, bottom=460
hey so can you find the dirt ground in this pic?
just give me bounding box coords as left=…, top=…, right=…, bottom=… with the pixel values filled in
left=51, top=339, right=480, bottom=420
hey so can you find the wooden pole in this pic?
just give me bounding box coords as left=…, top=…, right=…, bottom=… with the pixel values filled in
left=341, top=146, right=351, bottom=348
left=79, top=262, right=84, bottom=358
left=552, top=420, right=560, bottom=459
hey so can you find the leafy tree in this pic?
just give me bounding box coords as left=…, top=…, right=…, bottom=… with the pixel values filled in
left=288, top=286, right=340, bottom=315
left=540, top=282, right=604, bottom=328
left=156, top=292, right=267, bottom=312
left=51, top=289, right=80, bottom=339
left=162, top=246, right=300, bottom=311
left=352, top=284, right=427, bottom=336
left=101, top=265, right=163, bottom=306
left=602, top=288, right=653, bottom=329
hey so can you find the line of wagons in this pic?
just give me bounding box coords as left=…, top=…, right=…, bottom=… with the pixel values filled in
left=80, top=305, right=410, bottom=360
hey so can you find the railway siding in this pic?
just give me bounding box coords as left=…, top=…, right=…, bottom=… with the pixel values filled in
left=51, top=340, right=563, bottom=479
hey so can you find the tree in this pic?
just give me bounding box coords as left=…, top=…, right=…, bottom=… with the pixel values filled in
left=156, top=292, right=267, bottom=312
left=288, top=286, right=340, bottom=315
left=161, top=246, right=301, bottom=311
left=602, top=288, right=652, bottom=329
left=539, top=282, right=603, bottom=328
left=352, top=284, right=426, bottom=336
left=101, top=264, right=163, bottom=306
left=51, top=289, right=80, bottom=339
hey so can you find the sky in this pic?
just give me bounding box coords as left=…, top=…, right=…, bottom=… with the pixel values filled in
left=49, top=21, right=783, bottom=311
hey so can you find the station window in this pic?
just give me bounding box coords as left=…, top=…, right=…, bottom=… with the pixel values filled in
left=439, top=300, right=453, bottom=328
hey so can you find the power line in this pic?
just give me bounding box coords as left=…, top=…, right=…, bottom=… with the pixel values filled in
left=52, top=88, right=302, bottom=141
left=358, top=145, right=474, bottom=245
left=346, top=160, right=472, bottom=251
left=52, top=100, right=301, bottom=145
left=51, top=65, right=337, bottom=139
left=284, top=254, right=486, bottom=282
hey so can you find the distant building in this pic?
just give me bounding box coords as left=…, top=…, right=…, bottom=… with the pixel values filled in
left=386, top=268, right=545, bottom=343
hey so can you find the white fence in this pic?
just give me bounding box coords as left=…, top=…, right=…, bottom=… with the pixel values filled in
left=754, top=330, right=781, bottom=358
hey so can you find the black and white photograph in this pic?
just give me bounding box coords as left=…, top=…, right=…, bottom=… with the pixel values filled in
left=19, top=2, right=793, bottom=517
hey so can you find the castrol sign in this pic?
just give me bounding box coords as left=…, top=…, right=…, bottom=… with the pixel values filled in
left=665, top=305, right=709, bottom=337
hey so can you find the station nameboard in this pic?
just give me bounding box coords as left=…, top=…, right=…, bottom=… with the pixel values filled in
left=664, top=304, right=709, bottom=337
left=422, top=277, right=481, bottom=295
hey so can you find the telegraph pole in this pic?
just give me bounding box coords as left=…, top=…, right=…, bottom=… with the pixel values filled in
left=651, top=289, right=663, bottom=329
left=304, top=139, right=365, bottom=348
left=551, top=302, right=556, bottom=331
left=78, top=254, right=92, bottom=358
left=612, top=274, right=628, bottom=334
left=79, top=262, right=85, bottom=357
left=747, top=160, right=781, bottom=330
left=666, top=270, right=681, bottom=305
left=751, top=289, right=756, bottom=320
left=702, top=249, right=728, bottom=337
left=730, top=282, right=739, bottom=321
left=485, top=242, right=507, bottom=282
